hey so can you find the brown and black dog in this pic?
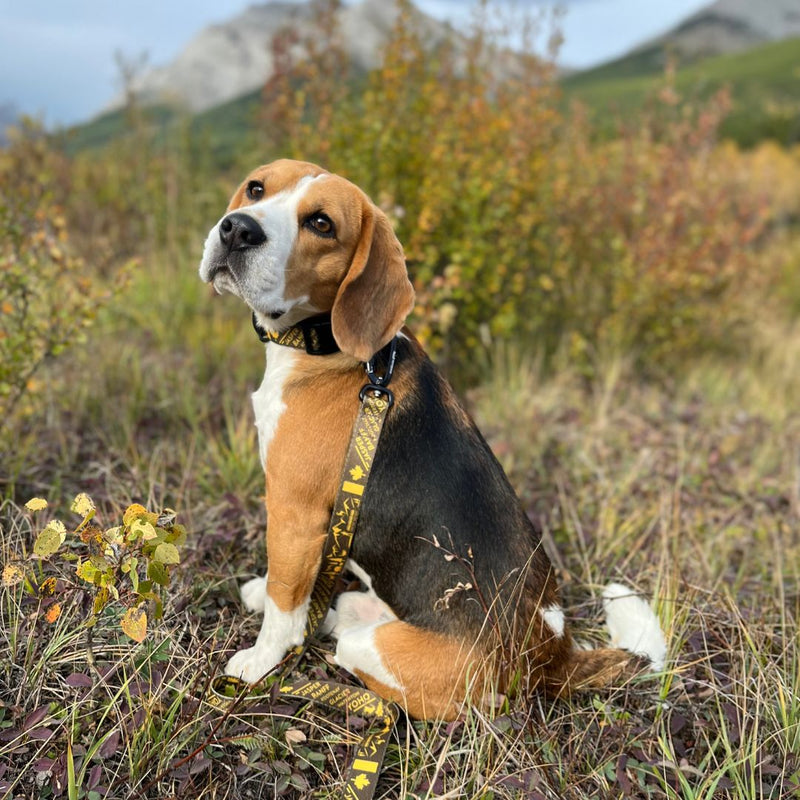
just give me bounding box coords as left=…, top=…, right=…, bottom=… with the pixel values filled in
left=199, top=159, right=666, bottom=720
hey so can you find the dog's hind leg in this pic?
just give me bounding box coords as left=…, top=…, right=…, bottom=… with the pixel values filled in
left=333, top=602, right=488, bottom=721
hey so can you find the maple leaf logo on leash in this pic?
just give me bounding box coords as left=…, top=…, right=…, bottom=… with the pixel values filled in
left=352, top=774, right=371, bottom=791
left=349, top=465, right=365, bottom=481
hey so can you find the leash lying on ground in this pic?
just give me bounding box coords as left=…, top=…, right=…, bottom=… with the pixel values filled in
left=208, top=329, right=399, bottom=800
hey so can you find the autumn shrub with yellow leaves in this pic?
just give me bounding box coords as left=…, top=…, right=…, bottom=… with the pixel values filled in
left=257, top=0, right=778, bottom=382
left=3, top=494, right=184, bottom=645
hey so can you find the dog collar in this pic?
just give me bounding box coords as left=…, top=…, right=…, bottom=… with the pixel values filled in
left=251, top=311, right=340, bottom=355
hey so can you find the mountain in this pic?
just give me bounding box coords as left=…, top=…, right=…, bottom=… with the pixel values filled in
left=560, top=0, right=800, bottom=146
left=122, top=0, right=458, bottom=114
left=567, top=0, right=800, bottom=86
left=66, top=0, right=798, bottom=154
left=655, top=0, right=800, bottom=61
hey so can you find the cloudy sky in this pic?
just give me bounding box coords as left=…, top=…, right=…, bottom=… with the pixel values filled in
left=1, top=0, right=709, bottom=127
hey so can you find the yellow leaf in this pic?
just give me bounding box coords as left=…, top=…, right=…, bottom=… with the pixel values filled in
left=93, top=586, right=109, bottom=614
left=45, top=603, right=62, bottom=624
left=123, top=504, right=148, bottom=526
left=76, top=560, right=99, bottom=584
left=39, top=577, right=57, bottom=596
left=71, top=493, right=95, bottom=517
left=539, top=274, right=555, bottom=291
left=25, top=497, right=48, bottom=512
left=104, top=526, right=124, bottom=545
left=123, top=504, right=157, bottom=527
left=130, top=520, right=157, bottom=541
left=120, top=606, right=147, bottom=643
left=2, top=564, right=25, bottom=587
left=79, top=525, right=104, bottom=545
left=34, top=522, right=66, bottom=557
left=349, top=465, right=365, bottom=481
left=49, top=520, right=67, bottom=541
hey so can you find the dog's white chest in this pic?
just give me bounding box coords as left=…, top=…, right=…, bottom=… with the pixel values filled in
left=252, top=344, right=297, bottom=468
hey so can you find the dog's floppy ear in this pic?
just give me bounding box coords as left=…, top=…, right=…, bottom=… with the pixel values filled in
left=331, top=203, right=415, bottom=362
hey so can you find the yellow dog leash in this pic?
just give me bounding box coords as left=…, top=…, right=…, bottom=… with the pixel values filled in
left=209, top=329, right=399, bottom=800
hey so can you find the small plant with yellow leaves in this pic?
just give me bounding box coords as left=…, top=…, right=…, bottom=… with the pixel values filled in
left=3, top=494, right=185, bottom=644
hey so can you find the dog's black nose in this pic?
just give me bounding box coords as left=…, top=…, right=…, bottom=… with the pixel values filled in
left=219, top=213, right=267, bottom=252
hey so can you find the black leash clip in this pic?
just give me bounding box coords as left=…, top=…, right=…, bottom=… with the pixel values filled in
left=361, top=337, right=398, bottom=407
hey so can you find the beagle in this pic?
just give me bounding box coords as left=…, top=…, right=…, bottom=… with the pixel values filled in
left=199, top=159, right=666, bottom=720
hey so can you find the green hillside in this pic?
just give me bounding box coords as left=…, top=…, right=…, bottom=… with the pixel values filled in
left=562, top=36, right=800, bottom=146
left=59, top=104, right=179, bottom=154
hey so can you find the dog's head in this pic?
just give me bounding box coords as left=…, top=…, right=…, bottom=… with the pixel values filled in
left=199, top=159, right=415, bottom=361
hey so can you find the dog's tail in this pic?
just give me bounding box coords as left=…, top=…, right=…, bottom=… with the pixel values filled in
left=548, top=582, right=666, bottom=695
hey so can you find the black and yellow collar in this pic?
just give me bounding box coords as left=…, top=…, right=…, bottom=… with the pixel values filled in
left=252, top=311, right=340, bottom=355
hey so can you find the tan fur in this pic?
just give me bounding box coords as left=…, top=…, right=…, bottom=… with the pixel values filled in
left=330, top=203, right=414, bottom=361
left=263, top=358, right=364, bottom=612
left=226, top=159, right=327, bottom=212
left=365, top=623, right=490, bottom=721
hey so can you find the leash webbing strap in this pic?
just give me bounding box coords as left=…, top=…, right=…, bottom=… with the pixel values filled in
left=289, top=386, right=393, bottom=658
left=278, top=678, right=398, bottom=799
left=209, top=363, right=397, bottom=800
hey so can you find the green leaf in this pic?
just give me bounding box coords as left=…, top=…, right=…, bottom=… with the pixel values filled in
left=129, top=556, right=139, bottom=593
left=89, top=554, right=110, bottom=571
left=147, top=559, right=170, bottom=587
left=165, top=524, right=187, bottom=546
left=153, top=542, right=180, bottom=565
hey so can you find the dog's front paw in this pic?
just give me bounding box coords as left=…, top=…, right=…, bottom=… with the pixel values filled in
left=240, top=576, right=267, bottom=613
left=224, top=646, right=278, bottom=683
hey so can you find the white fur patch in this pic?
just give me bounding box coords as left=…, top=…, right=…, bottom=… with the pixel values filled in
left=603, top=582, right=667, bottom=671
left=541, top=604, right=565, bottom=638
left=345, top=558, right=374, bottom=592
left=239, top=575, right=267, bottom=613
left=331, top=591, right=397, bottom=638
left=225, top=589, right=309, bottom=683
left=334, top=621, right=403, bottom=692
left=251, top=344, right=298, bottom=468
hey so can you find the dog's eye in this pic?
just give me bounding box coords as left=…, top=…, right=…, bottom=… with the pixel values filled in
left=305, top=213, right=335, bottom=238
left=246, top=181, right=264, bottom=201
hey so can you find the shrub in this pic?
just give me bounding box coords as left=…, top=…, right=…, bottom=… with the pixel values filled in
left=3, top=494, right=184, bottom=644
left=255, top=1, right=768, bottom=382
left=0, top=122, right=113, bottom=443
